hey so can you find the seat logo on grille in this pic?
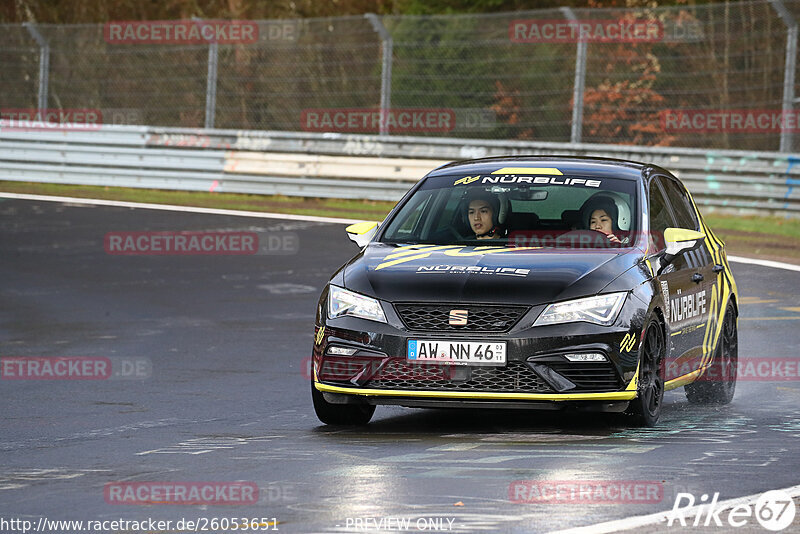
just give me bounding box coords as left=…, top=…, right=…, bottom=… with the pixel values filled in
left=448, top=309, right=469, bottom=325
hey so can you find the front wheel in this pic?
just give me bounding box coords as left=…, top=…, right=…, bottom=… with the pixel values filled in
left=626, top=314, right=666, bottom=427
left=311, top=381, right=375, bottom=425
left=685, top=302, right=737, bottom=405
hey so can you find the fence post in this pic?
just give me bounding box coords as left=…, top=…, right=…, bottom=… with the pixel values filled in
left=205, top=41, right=219, bottom=129
left=769, top=0, right=797, bottom=153
left=560, top=7, right=586, bottom=144
left=365, top=14, right=393, bottom=136
left=193, top=17, right=219, bottom=129
left=24, top=23, right=50, bottom=120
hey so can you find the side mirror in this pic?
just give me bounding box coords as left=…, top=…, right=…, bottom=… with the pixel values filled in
left=658, top=228, right=705, bottom=273
left=345, top=221, right=379, bottom=247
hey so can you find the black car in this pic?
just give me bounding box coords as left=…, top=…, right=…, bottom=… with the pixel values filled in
left=311, top=156, right=739, bottom=426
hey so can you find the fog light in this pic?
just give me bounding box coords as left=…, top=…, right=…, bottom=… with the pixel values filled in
left=564, top=353, right=607, bottom=362
left=326, top=346, right=358, bottom=356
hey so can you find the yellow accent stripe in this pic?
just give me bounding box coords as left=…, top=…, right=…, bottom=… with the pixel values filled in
left=625, top=361, right=640, bottom=391
left=700, top=280, right=720, bottom=368
left=723, top=252, right=738, bottom=296
left=665, top=367, right=706, bottom=390
left=314, top=382, right=637, bottom=401
left=687, top=191, right=736, bottom=370
left=376, top=252, right=437, bottom=270
left=345, top=221, right=378, bottom=235
left=705, top=275, right=730, bottom=368
left=454, top=175, right=481, bottom=185
left=644, top=257, right=655, bottom=277
left=491, top=167, right=563, bottom=175
left=642, top=241, right=655, bottom=277
left=383, top=245, right=460, bottom=260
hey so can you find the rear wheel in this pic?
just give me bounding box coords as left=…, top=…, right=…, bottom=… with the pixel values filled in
left=626, top=314, right=665, bottom=427
left=685, top=302, right=737, bottom=404
left=311, top=381, right=375, bottom=425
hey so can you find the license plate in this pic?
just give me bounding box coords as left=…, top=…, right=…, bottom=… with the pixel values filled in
left=407, top=340, right=507, bottom=366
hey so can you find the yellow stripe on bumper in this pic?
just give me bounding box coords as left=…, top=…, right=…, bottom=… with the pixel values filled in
left=314, top=382, right=637, bottom=401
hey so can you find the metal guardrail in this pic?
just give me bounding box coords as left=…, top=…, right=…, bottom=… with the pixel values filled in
left=1, top=123, right=798, bottom=215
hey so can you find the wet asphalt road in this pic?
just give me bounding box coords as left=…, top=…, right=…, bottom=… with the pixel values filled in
left=1, top=197, right=800, bottom=533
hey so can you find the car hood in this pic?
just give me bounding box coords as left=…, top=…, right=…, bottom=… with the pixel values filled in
left=342, top=243, right=643, bottom=306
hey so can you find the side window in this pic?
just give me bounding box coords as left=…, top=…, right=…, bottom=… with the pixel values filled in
left=658, top=176, right=699, bottom=230
left=648, top=181, right=673, bottom=252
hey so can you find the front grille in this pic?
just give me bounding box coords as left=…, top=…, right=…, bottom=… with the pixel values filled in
left=394, top=303, right=528, bottom=332
left=366, top=360, right=552, bottom=393
left=547, top=362, right=621, bottom=392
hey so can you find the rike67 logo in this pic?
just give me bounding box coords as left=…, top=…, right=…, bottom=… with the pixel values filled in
left=668, top=490, right=796, bottom=531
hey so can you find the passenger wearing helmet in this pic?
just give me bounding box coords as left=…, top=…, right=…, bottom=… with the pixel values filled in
left=466, top=190, right=503, bottom=240
left=583, top=196, right=628, bottom=245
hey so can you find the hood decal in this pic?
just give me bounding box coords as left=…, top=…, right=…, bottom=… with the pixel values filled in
left=375, top=245, right=541, bottom=270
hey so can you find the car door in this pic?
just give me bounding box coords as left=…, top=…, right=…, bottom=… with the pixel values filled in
left=647, top=177, right=696, bottom=380
left=654, top=175, right=715, bottom=379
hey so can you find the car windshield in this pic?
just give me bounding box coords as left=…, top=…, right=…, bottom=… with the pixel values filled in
left=380, top=172, right=639, bottom=249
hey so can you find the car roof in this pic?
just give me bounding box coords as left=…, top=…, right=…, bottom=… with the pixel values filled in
left=426, top=155, right=653, bottom=181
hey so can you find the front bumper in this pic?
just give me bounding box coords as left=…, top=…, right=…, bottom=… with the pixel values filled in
left=311, top=302, right=644, bottom=408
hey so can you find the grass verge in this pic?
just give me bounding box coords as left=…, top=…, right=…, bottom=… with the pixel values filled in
left=0, top=181, right=395, bottom=221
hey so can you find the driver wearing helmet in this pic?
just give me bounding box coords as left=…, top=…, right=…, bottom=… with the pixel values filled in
left=466, top=190, right=504, bottom=240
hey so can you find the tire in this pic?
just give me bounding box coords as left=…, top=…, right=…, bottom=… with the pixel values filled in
left=311, top=381, right=375, bottom=425
left=626, top=314, right=666, bottom=427
left=685, top=302, right=737, bottom=405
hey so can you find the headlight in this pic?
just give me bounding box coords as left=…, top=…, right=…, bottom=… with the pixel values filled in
left=328, top=285, right=387, bottom=324
left=533, top=292, right=627, bottom=327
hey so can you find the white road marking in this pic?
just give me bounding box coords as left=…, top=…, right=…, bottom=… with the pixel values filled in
left=5, top=192, right=800, bottom=272
left=728, top=255, right=800, bottom=272
left=0, top=192, right=365, bottom=224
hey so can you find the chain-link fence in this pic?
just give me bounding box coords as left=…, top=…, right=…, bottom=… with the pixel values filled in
left=1, top=0, right=799, bottom=152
